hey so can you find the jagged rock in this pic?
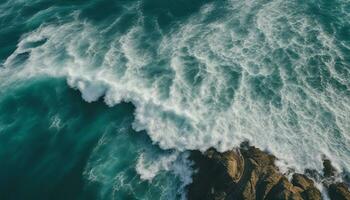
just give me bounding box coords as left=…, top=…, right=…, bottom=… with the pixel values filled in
left=265, top=177, right=303, bottom=200
left=187, top=148, right=244, bottom=200
left=234, top=146, right=280, bottom=200
left=292, top=174, right=314, bottom=190
left=187, top=145, right=349, bottom=200
left=205, top=149, right=244, bottom=182
left=301, top=188, right=322, bottom=200
left=255, top=167, right=283, bottom=200
left=291, top=174, right=322, bottom=200
left=320, top=158, right=350, bottom=200
left=328, top=183, right=350, bottom=200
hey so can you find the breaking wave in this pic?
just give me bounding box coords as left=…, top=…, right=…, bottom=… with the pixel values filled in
left=1, top=0, right=350, bottom=198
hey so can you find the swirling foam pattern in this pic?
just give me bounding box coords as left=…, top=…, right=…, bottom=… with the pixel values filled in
left=0, top=0, right=349, bottom=199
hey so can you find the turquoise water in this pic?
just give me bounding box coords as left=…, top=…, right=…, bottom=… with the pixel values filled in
left=0, top=0, right=349, bottom=199
left=0, top=79, right=190, bottom=199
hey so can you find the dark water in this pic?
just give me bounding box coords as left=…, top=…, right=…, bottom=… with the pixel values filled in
left=0, top=0, right=349, bottom=199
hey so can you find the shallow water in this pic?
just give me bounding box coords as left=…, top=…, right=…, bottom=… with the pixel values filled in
left=0, top=0, right=349, bottom=199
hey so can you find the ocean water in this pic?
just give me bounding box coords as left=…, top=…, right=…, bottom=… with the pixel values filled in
left=0, top=0, right=349, bottom=199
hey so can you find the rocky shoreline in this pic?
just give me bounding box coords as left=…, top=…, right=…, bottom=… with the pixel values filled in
left=187, top=142, right=350, bottom=200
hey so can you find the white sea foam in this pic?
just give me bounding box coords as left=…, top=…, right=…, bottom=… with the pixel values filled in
left=136, top=152, right=179, bottom=181
left=49, top=115, right=62, bottom=130
left=2, top=0, right=350, bottom=194
left=136, top=151, right=193, bottom=199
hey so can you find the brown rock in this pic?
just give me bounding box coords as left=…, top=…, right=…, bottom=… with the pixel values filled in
left=221, top=150, right=244, bottom=182
left=187, top=148, right=244, bottom=200
left=301, top=188, right=322, bottom=200
left=328, top=183, right=350, bottom=200
left=240, top=145, right=275, bottom=167
left=255, top=168, right=283, bottom=200
left=241, top=167, right=259, bottom=200
left=291, top=173, right=322, bottom=200
left=292, top=174, right=315, bottom=190
left=187, top=145, right=324, bottom=200
left=265, top=177, right=303, bottom=200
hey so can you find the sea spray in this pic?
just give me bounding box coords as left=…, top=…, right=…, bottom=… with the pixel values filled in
left=0, top=0, right=349, bottom=199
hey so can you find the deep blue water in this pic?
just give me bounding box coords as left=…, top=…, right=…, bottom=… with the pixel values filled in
left=0, top=0, right=349, bottom=199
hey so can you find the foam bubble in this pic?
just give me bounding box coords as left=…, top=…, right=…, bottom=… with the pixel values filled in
left=2, top=0, right=350, bottom=188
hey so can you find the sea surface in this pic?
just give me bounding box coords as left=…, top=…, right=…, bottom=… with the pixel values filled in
left=0, top=0, right=349, bottom=199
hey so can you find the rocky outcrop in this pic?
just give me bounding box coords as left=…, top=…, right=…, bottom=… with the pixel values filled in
left=187, top=144, right=349, bottom=200
left=187, top=148, right=244, bottom=200
left=320, top=159, right=350, bottom=200
left=328, top=183, right=350, bottom=200
left=291, top=174, right=321, bottom=200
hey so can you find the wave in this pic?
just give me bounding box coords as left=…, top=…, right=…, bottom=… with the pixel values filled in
left=1, top=0, right=350, bottom=197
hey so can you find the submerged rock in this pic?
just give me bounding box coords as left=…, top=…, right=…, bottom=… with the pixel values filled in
left=187, top=145, right=349, bottom=200
left=322, top=159, right=337, bottom=178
